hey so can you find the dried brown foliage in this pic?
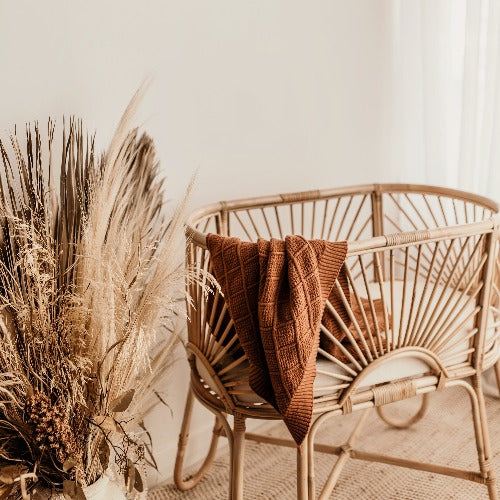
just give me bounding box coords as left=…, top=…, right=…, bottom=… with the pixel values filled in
left=0, top=91, right=190, bottom=497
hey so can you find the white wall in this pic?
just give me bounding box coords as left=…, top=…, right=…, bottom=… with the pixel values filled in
left=0, top=0, right=395, bottom=487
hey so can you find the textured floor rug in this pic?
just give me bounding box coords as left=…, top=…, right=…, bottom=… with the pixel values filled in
left=150, top=385, right=500, bottom=499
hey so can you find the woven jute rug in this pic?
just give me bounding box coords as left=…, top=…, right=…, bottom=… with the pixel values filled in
left=150, top=386, right=500, bottom=499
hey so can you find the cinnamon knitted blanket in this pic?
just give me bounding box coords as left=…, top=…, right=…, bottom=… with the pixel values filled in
left=206, top=234, right=350, bottom=444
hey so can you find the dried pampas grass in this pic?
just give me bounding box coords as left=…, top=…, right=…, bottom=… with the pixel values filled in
left=0, top=91, right=194, bottom=498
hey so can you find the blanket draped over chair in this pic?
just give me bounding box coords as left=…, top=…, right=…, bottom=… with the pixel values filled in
left=207, top=234, right=352, bottom=444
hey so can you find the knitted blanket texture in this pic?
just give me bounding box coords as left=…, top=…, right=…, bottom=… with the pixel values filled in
left=207, top=234, right=349, bottom=444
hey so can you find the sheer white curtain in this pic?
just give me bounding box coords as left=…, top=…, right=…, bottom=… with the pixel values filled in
left=390, top=0, right=500, bottom=395
left=390, top=0, right=500, bottom=198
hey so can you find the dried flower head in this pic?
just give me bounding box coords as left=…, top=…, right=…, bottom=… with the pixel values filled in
left=24, top=392, right=80, bottom=466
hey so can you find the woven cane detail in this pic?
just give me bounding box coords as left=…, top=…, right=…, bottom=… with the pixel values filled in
left=385, top=230, right=432, bottom=246
left=342, top=397, right=353, bottom=414
left=372, top=380, right=417, bottom=407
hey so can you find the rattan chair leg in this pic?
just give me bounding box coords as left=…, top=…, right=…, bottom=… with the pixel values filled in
left=473, top=378, right=498, bottom=500
left=449, top=379, right=498, bottom=499
left=297, top=439, right=309, bottom=500
left=232, top=413, right=246, bottom=500
left=307, top=429, right=316, bottom=500
left=318, top=409, right=371, bottom=500
left=318, top=447, right=349, bottom=500
left=174, top=388, right=222, bottom=491
left=494, top=361, right=500, bottom=397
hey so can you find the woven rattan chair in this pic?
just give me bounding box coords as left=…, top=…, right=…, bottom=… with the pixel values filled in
left=175, top=184, right=500, bottom=499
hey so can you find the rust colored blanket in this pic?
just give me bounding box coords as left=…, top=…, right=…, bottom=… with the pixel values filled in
left=206, top=234, right=349, bottom=444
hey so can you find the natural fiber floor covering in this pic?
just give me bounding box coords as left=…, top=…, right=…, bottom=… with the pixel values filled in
left=150, top=386, right=500, bottom=499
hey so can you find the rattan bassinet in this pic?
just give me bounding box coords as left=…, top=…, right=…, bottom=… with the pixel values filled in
left=176, top=183, right=500, bottom=499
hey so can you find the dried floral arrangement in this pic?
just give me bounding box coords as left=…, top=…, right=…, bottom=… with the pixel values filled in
left=0, top=92, right=193, bottom=498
